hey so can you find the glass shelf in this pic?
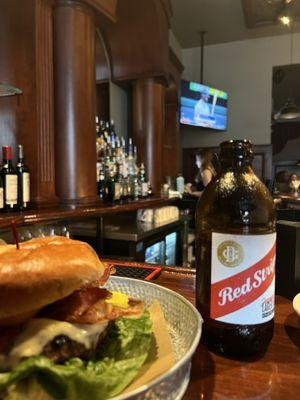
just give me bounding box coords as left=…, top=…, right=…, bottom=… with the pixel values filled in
left=0, top=82, right=22, bottom=97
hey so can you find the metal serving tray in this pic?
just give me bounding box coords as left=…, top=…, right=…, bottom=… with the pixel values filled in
left=106, top=277, right=202, bottom=400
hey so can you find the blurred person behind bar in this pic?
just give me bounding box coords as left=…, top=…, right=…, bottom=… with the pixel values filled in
left=186, top=150, right=217, bottom=197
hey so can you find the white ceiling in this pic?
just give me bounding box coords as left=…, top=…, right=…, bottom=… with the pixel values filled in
left=171, top=0, right=300, bottom=48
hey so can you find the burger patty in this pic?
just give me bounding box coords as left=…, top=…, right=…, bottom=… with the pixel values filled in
left=42, top=335, right=91, bottom=363
left=42, top=326, right=109, bottom=363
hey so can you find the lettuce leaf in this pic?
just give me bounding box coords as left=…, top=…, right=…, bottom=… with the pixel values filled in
left=0, top=311, right=152, bottom=400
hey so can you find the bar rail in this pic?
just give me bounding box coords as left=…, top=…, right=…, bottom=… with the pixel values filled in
left=0, top=197, right=175, bottom=228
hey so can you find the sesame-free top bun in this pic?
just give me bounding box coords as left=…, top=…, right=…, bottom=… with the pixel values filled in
left=0, top=236, right=106, bottom=325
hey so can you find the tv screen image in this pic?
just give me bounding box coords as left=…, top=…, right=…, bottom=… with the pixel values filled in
left=180, top=79, right=228, bottom=131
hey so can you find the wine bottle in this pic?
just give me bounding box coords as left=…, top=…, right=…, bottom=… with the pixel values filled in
left=106, top=170, right=116, bottom=202
left=16, top=145, right=30, bottom=210
left=2, top=146, right=18, bottom=211
left=0, top=176, right=4, bottom=212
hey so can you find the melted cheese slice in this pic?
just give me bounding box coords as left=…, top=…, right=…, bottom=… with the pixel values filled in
left=5, top=318, right=108, bottom=369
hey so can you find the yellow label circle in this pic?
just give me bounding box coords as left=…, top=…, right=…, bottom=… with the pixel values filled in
left=217, top=240, right=244, bottom=267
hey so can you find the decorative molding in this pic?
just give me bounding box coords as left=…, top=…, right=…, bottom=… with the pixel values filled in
left=55, top=0, right=96, bottom=20
left=83, top=0, right=117, bottom=21
left=35, top=0, right=55, bottom=183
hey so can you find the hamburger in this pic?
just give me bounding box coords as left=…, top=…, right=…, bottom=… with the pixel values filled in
left=0, top=236, right=152, bottom=400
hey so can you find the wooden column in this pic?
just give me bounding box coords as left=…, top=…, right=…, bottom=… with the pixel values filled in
left=132, top=78, right=165, bottom=194
left=53, top=0, right=99, bottom=207
left=164, top=83, right=181, bottom=177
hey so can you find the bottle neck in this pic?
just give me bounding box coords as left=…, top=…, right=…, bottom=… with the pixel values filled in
left=220, top=158, right=253, bottom=171
left=219, top=140, right=254, bottom=171
left=18, top=145, right=26, bottom=165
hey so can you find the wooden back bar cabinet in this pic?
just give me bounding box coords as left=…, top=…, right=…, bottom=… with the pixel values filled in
left=0, top=0, right=183, bottom=210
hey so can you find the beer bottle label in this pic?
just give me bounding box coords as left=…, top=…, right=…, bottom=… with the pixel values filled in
left=211, top=232, right=276, bottom=325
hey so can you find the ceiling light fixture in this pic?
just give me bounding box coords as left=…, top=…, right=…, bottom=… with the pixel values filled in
left=273, top=20, right=300, bottom=121
left=279, top=15, right=291, bottom=25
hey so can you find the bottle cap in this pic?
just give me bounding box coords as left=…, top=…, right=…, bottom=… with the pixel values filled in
left=18, top=144, right=24, bottom=159
left=2, top=146, right=12, bottom=160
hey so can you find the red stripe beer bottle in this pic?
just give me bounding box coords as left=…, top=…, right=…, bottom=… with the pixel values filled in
left=196, top=140, right=276, bottom=357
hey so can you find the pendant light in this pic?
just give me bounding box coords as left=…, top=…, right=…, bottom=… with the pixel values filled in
left=198, top=31, right=207, bottom=84
left=273, top=17, right=300, bottom=121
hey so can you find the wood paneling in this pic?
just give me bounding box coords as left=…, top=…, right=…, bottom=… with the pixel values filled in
left=132, top=78, right=165, bottom=194
left=53, top=0, right=99, bottom=206
left=164, top=83, right=180, bottom=177
left=35, top=0, right=58, bottom=206
left=84, top=0, right=117, bottom=21
left=162, top=49, right=184, bottom=178
left=0, top=0, right=58, bottom=207
left=97, top=0, right=170, bottom=83
left=183, top=144, right=273, bottom=184
left=96, top=83, right=110, bottom=121
left=95, top=30, right=110, bottom=83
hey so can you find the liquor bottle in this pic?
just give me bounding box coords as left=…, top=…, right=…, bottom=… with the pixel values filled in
left=16, top=145, right=30, bottom=210
left=1, top=146, right=18, bottom=211
left=106, top=170, right=115, bottom=202
left=110, top=119, right=117, bottom=140
left=195, top=140, right=276, bottom=357
left=138, top=163, right=148, bottom=198
left=97, top=164, right=106, bottom=200
left=95, top=116, right=100, bottom=136
left=103, top=122, right=110, bottom=142
left=133, top=145, right=138, bottom=174
left=0, top=176, right=3, bottom=212
left=106, top=169, right=121, bottom=203
left=176, top=173, right=185, bottom=194
left=115, top=137, right=121, bottom=161
left=114, top=163, right=122, bottom=203
left=126, top=138, right=136, bottom=200
left=131, top=174, right=139, bottom=201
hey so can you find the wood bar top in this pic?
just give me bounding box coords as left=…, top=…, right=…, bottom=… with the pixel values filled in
left=0, top=197, right=175, bottom=229
left=107, top=260, right=300, bottom=399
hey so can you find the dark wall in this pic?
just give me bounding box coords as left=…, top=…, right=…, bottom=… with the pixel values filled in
left=272, top=64, right=300, bottom=160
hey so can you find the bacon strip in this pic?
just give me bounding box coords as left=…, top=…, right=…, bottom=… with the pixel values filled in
left=98, top=263, right=113, bottom=286
left=72, top=297, right=144, bottom=324
left=40, top=286, right=144, bottom=324
left=40, top=287, right=111, bottom=322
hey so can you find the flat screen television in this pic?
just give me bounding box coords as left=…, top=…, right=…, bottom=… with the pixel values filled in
left=180, top=79, right=228, bottom=131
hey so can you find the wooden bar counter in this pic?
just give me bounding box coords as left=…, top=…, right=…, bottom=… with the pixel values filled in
left=0, top=197, right=175, bottom=229
left=108, top=260, right=300, bottom=399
